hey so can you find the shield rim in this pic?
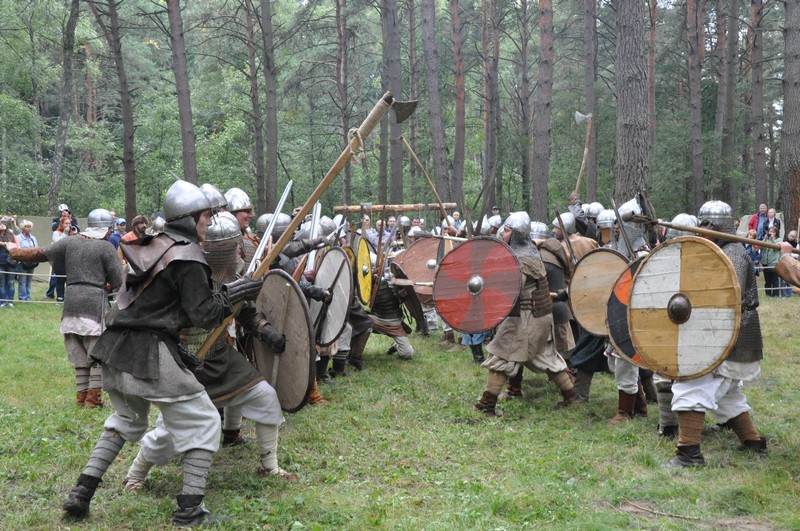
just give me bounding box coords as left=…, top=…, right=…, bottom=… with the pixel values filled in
left=433, top=236, right=522, bottom=334
left=253, top=268, right=315, bottom=413
left=627, top=235, right=742, bottom=381
left=605, top=257, right=652, bottom=370
left=309, top=246, right=354, bottom=347
left=568, top=247, right=629, bottom=336
left=390, top=261, right=427, bottom=332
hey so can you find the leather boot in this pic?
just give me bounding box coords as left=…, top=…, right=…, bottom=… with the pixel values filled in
left=83, top=389, right=103, bottom=408
left=172, top=494, right=214, bottom=527
left=384, top=344, right=398, bottom=356
left=664, top=445, right=706, bottom=468
left=555, top=387, right=579, bottom=409
left=222, top=429, right=249, bottom=447
left=572, top=370, right=592, bottom=402
left=76, top=391, right=87, bottom=407
left=608, top=391, right=637, bottom=424
left=308, top=379, right=326, bottom=405
left=738, top=437, right=768, bottom=454
left=499, top=369, right=523, bottom=400
left=634, top=384, right=648, bottom=417
left=347, top=332, right=369, bottom=371
left=63, top=474, right=101, bottom=518
left=316, top=356, right=330, bottom=382
left=329, top=358, right=347, bottom=378
left=474, top=391, right=499, bottom=416
left=439, top=330, right=455, bottom=345
left=470, top=344, right=485, bottom=364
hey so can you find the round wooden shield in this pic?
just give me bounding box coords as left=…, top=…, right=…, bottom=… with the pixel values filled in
left=309, top=247, right=354, bottom=346
left=433, top=237, right=521, bottom=333
left=392, top=237, right=452, bottom=304
left=355, top=236, right=373, bottom=305
left=343, top=246, right=355, bottom=265
left=390, top=262, right=427, bottom=330
left=568, top=248, right=629, bottom=336
left=605, top=258, right=651, bottom=369
left=253, top=269, right=315, bottom=413
left=628, top=236, right=742, bottom=381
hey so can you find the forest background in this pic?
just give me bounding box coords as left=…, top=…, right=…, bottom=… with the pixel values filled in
left=1, top=0, right=799, bottom=229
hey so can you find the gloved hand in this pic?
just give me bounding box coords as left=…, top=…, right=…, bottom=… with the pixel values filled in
left=306, top=285, right=331, bottom=303
left=569, top=192, right=581, bottom=206
left=222, top=275, right=264, bottom=305
left=258, top=323, right=286, bottom=354
left=302, top=237, right=327, bottom=252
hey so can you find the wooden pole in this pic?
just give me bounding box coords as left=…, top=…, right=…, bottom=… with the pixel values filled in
left=333, top=202, right=457, bottom=214
left=574, top=114, right=593, bottom=195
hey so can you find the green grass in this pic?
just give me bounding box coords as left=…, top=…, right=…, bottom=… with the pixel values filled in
left=0, top=281, right=799, bottom=529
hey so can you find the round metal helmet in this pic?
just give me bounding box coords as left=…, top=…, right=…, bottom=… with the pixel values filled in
left=164, top=180, right=212, bottom=221
left=698, top=200, right=735, bottom=234
left=552, top=212, right=576, bottom=234
left=581, top=203, right=591, bottom=216
left=224, top=187, right=253, bottom=212
left=617, top=196, right=643, bottom=222
left=530, top=221, right=550, bottom=240
left=399, top=215, right=411, bottom=228
left=256, top=213, right=270, bottom=238
left=441, top=215, right=455, bottom=228
left=596, top=209, right=616, bottom=229
left=87, top=208, right=114, bottom=229
left=151, top=215, right=166, bottom=233
left=407, top=226, right=422, bottom=238
left=318, top=215, right=336, bottom=237
left=58, top=203, right=69, bottom=212
left=666, top=212, right=698, bottom=240
left=488, top=215, right=503, bottom=229
left=587, top=202, right=604, bottom=219
left=504, top=211, right=531, bottom=235
left=206, top=211, right=241, bottom=243
left=272, top=213, right=292, bottom=238
left=200, top=183, right=227, bottom=211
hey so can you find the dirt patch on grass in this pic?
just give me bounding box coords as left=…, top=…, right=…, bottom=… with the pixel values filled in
left=616, top=500, right=776, bottom=530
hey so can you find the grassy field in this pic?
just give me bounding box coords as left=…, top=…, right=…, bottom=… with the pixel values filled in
left=0, top=281, right=798, bottom=530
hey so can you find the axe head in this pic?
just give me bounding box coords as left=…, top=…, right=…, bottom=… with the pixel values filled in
left=575, top=111, right=592, bottom=125
left=392, top=100, right=418, bottom=124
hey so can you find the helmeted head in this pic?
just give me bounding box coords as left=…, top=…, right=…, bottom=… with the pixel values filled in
left=399, top=215, right=411, bottom=229
left=587, top=202, right=604, bottom=220
left=552, top=212, right=576, bottom=236
left=616, top=195, right=644, bottom=222
left=203, top=211, right=243, bottom=283
left=488, top=214, right=502, bottom=235
left=200, top=183, right=227, bottom=213
left=318, top=215, right=336, bottom=238
left=224, top=187, right=253, bottom=230
left=84, top=208, right=115, bottom=239
left=407, top=226, right=422, bottom=240
left=502, top=211, right=531, bottom=243
left=665, top=213, right=698, bottom=240
left=698, top=200, right=735, bottom=235
left=595, top=209, right=616, bottom=230
left=529, top=221, right=550, bottom=241
left=163, top=180, right=213, bottom=243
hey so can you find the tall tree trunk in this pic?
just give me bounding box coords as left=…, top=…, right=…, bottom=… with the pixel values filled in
left=243, top=0, right=266, bottom=214
left=713, top=0, right=727, bottom=158
left=88, top=0, right=137, bottom=221
left=517, top=0, right=532, bottom=212
left=422, top=0, right=451, bottom=204
left=26, top=11, right=43, bottom=163
left=687, top=0, right=704, bottom=212
left=84, top=45, right=96, bottom=126
left=613, top=0, right=651, bottom=202
left=781, top=1, right=800, bottom=228
left=767, top=108, right=776, bottom=207
left=750, top=0, right=766, bottom=208
left=531, top=0, right=553, bottom=220
left=582, top=0, right=597, bottom=202
left=450, top=0, right=466, bottom=210
left=647, top=0, right=656, bottom=155
left=718, top=0, right=740, bottom=203
left=47, top=0, right=80, bottom=214
left=166, top=0, right=197, bottom=184
left=353, top=34, right=368, bottom=174
left=260, top=0, right=278, bottom=210
left=481, top=0, right=499, bottom=210
left=336, top=0, right=351, bottom=205
left=382, top=0, right=404, bottom=203
left=406, top=0, right=418, bottom=194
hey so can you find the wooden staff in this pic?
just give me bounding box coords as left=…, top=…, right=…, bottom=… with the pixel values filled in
left=574, top=112, right=593, bottom=195
left=642, top=217, right=782, bottom=251
left=197, top=91, right=400, bottom=358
